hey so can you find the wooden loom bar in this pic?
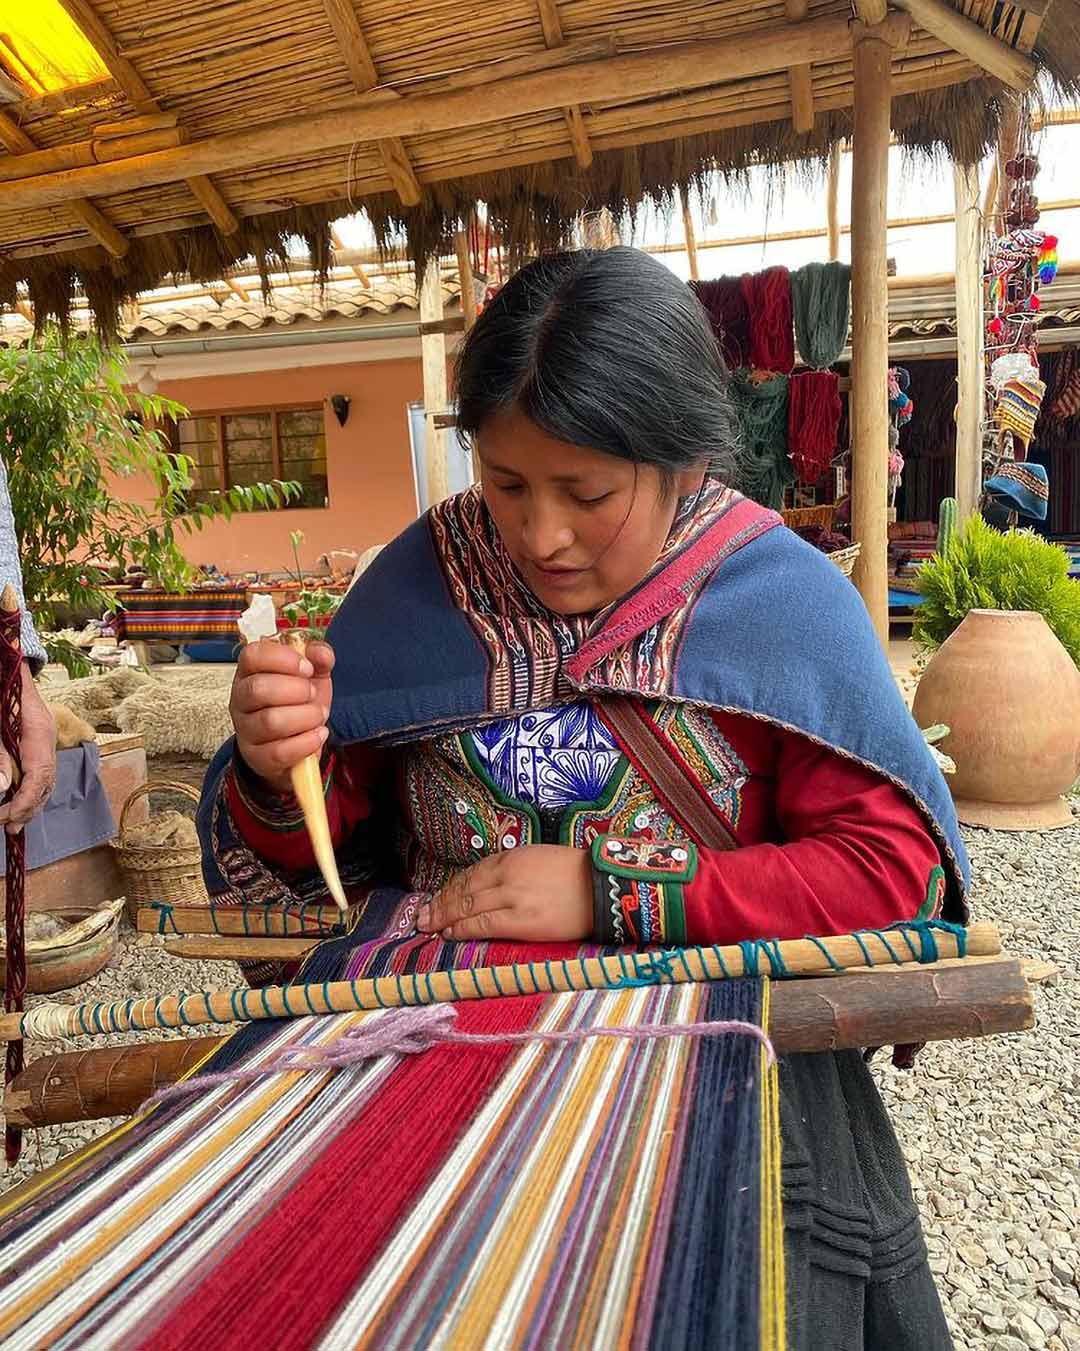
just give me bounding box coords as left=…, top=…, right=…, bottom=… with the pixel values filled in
left=850, top=21, right=893, bottom=647
left=4, top=1037, right=222, bottom=1128
left=890, top=0, right=1036, bottom=89
left=163, top=937, right=319, bottom=961
left=953, top=160, right=984, bottom=521
left=318, top=0, right=423, bottom=207
left=0, top=921, right=1001, bottom=1042
left=4, top=956, right=1031, bottom=1129
left=1, top=13, right=906, bottom=212
left=134, top=903, right=344, bottom=936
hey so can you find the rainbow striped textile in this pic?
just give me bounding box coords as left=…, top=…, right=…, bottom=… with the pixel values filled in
left=0, top=977, right=783, bottom=1351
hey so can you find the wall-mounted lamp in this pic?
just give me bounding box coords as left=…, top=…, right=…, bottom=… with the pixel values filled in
left=329, top=394, right=351, bottom=427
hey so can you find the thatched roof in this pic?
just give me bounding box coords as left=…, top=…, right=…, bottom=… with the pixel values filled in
left=0, top=0, right=1077, bottom=333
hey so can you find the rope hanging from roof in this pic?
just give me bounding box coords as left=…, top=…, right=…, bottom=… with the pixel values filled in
left=791, top=262, right=851, bottom=370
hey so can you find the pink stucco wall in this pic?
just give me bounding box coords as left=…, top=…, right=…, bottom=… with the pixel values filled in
left=155, top=358, right=423, bottom=574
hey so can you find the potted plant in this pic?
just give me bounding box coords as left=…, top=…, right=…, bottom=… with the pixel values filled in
left=911, top=509, right=1080, bottom=829
left=279, top=531, right=345, bottom=632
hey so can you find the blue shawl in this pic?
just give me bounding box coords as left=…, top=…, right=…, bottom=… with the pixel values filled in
left=201, top=484, right=969, bottom=911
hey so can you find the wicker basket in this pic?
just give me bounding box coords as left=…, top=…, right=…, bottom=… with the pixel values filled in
left=110, top=780, right=209, bottom=916
left=827, top=543, right=861, bottom=578
left=782, top=503, right=836, bottom=531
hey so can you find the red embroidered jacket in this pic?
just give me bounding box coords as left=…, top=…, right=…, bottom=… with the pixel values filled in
left=226, top=704, right=944, bottom=949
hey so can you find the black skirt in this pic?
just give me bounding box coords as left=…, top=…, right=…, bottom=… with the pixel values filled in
left=780, top=1050, right=954, bottom=1351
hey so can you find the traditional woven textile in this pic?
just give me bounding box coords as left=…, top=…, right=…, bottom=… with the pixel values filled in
left=114, top=588, right=248, bottom=644
left=994, top=375, right=1046, bottom=452
left=0, top=970, right=783, bottom=1351
left=0, top=600, right=25, bottom=1164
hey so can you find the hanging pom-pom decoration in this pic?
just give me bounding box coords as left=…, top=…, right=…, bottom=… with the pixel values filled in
left=989, top=316, right=1006, bottom=338
left=1039, top=234, right=1059, bottom=285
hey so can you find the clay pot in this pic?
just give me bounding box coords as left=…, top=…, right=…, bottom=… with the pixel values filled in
left=913, top=609, right=1080, bottom=830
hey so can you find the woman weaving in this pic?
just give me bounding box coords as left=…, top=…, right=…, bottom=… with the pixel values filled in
left=199, top=247, right=968, bottom=1351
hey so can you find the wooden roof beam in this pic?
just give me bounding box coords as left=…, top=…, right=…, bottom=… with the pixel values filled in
left=0, top=110, right=128, bottom=258
left=5, top=12, right=915, bottom=213
left=783, top=0, right=815, bottom=134
left=890, top=0, right=1036, bottom=89
left=56, top=0, right=240, bottom=234
left=319, top=0, right=422, bottom=207
left=536, top=0, right=593, bottom=169
left=55, top=0, right=157, bottom=114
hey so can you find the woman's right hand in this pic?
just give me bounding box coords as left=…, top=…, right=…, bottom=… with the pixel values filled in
left=230, top=638, right=334, bottom=793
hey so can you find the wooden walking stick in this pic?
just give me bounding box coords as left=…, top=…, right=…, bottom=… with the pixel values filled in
left=0, top=585, right=26, bottom=1162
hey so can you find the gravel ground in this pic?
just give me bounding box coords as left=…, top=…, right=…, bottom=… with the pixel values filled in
left=1, top=764, right=1077, bottom=1351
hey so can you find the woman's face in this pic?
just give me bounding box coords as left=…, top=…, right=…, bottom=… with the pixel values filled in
left=477, top=408, right=705, bottom=615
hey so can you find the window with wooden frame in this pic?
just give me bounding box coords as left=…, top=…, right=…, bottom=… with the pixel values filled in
left=167, top=404, right=329, bottom=510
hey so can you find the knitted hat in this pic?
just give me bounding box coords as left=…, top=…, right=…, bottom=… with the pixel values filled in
left=984, top=460, right=1049, bottom=521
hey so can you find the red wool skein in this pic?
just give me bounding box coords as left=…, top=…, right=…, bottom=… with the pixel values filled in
left=789, top=371, right=843, bottom=484
left=741, top=266, right=795, bottom=373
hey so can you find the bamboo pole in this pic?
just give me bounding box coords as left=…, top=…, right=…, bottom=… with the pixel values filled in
left=953, top=160, right=984, bottom=521
left=2, top=13, right=906, bottom=212
left=850, top=23, right=893, bottom=647
left=1, top=922, right=1001, bottom=1043
left=890, top=0, right=1036, bottom=90
left=164, top=937, right=319, bottom=961
left=783, top=0, right=815, bottom=135
left=3, top=953, right=1029, bottom=1127
left=0, top=128, right=183, bottom=182
left=420, top=260, right=452, bottom=507
left=827, top=142, right=842, bottom=260
left=681, top=190, right=700, bottom=281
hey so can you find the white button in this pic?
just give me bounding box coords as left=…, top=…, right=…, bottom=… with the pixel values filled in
left=501, top=834, right=517, bottom=849
left=454, top=800, right=469, bottom=816
left=470, top=834, right=484, bottom=850
left=607, top=840, right=623, bottom=853
left=671, top=848, right=688, bottom=862
left=633, top=812, right=651, bottom=830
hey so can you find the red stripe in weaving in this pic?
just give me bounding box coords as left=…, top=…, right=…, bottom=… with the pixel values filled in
left=139, top=994, right=544, bottom=1351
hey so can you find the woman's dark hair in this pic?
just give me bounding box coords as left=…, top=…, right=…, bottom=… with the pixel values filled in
left=454, top=247, right=739, bottom=483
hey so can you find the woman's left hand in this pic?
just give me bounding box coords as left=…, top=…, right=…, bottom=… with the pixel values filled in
left=0, top=663, right=56, bottom=834
left=417, top=845, right=592, bottom=943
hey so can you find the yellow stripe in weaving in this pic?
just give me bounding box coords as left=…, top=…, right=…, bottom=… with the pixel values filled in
left=759, top=977, right=787, bottom=1351
left=443, top=989, right=641, bottom=1346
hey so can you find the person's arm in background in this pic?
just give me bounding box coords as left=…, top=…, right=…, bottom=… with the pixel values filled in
left=0, top=454, right=56, bottom=830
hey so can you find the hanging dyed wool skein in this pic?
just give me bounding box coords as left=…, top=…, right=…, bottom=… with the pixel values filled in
left=741, top=267, right=795, bottom=374
left=689, top=277, right=751, bottom=368
left=732, top=369, right=794, bottom=510
left=788, top=371, right=843, bottom=485
left=791, top=262, right=851, bottom=370
left=0, top=585, right=25, bottom=1164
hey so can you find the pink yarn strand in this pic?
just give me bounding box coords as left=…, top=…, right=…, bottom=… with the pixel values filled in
left=141, top=1004, right=774, bottom=1113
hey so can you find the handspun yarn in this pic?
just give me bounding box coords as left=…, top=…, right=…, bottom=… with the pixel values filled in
left=788, top=371, right=842, bottom=485
left=689, top=277, right=751, bottom=368
left=741, top=266, right=795, bottom=373
left=731, top=369, right=793, bottom=509
left=791, top=261, right=851, bottom=369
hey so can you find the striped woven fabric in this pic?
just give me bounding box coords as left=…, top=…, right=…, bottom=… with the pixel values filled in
left=0, top=979, right=782, bottom=1351
left=114, top=589, right=249, bottom=643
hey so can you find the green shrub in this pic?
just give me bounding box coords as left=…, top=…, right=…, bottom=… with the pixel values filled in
left=914, top=514, right=1080, bottom=667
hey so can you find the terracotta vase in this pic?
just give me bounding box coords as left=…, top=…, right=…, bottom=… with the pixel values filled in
left=912, top=609, right=1080, bottom=830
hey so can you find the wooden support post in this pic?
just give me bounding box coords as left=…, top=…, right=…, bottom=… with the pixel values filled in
left=784, top=0, right=815, bottom=135
left=420, top=261, right=451, bottom=507
left=454, top=229, right=477, bottom=332
left=850, top=24, right=893, bottom=646
left=827, top=142, right=842, bottom=261
left=681, top=190, right=700, bottom=281
left=953, top=160, right=984, bottom=522
left=186, top=175, right=240, bottom=235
